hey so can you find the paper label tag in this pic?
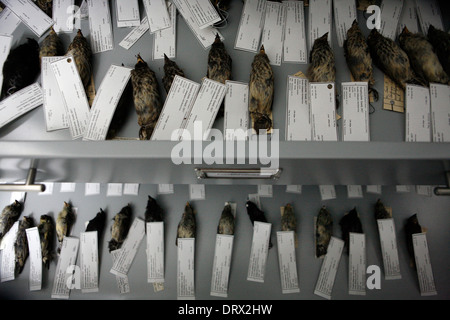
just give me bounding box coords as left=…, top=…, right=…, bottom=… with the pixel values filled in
left=190, top=184, right=206, bottom=200
left=366, top=185, right=382, bottom=194
left=412, top=233, right=437, bottom=296
left=53, top=0, right=75, bottom=33
left=60, top=183, right=76, bottom=193
left=106, top=183, right=123, bottom=197
left=405, top=84, right=431, bottom=142
left=314, top=237, right=344, bottom=300
left=349, top=233, right=366, bottom=295
left=151, top=76, right=201, bottom=141
left=333, top=0, right=357, bottom=47
left=224, top=81, right=249, bottom=140
left=177, top=238, right=196, bottom=300
left=308, top=0, right=332, bottom=49
left=116, top=0, right=140, bottom=28
left=143, top=0, right=171, bottom=33
left=158, top=184, right=174, bottom=194
left=185, top=0, right=221, bottom=29
left=87, top=0, right=114, bottom=53
left=51, top=57, right=90, bottom=139
left=111, top=249, right=130, bottom=294
left=119, top=16, right=150, bottom=50
left=0, top=34, right=13, bottom=96
left=0, top=221, right=19, bottom=282
left=379, top=0, right=404, bottom=40
left=51, top=237, right=79, bottom=299
left=258, top=185, right=273, bottom=198
left=415, top=0, right=444, bottom=34
left=310, top=83, right=338, bottom=141
left=2, top=0, right=54, bottom=37
left=147, top=222, right=165, bottom=283
left=41, top=56, right=69, bottom=132
left=342, top=82, right=370, bottom=141
left=383, top=75, right=404, bottom=113
left=283, top=1, right=307, bottom=63
left=247, top=194, right=261, bottom=210
left=319, top=185, right=336, bottom=200
left=26, top=227, right=42, bottom=291
left=286, top=76, right=311, bottom=141
left=416, top=185, right=433, bottom=197
left=153, top=2, right=177, bottom=59
left=123, top=184, right=139, bottom=195
left=235, top=0, right=266, bottom=52
left=261, top=1, right=286, bottom=66
left=247, top=221, right=272, bottom=283
left=398, top=0, right=419, bottom=34
left=110, top=218, right=146, bottom=276
left=10, top=191, right=26, bottom=204
left=347, top=185, right=363, bottom=198
left=85, top=183, right=100, bottom=196
left=430, top=84, right=450, bottom=142
left=173, top=0, right=223, bottom=49
left=184, top=78, right=227, bottom=140
left=286, top=185, right=302, bottom=194
left=277, top=231, right=300, bottom=294
left=396, top=185, right=411, bottom=193
left=80, top=231, right=99, bottom=293
left=0, top=7, right=22, bottom=35
left=377, top=218, right=401, bottom=280
left=0, top=83, right=43, bottom=129
left=210, top=234, right=234, bottom=297
left=83, top=65, right=132, bottom=141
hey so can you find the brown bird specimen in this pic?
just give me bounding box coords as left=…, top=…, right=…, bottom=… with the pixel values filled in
left=176, top=202, right=196, bottom=246
left=367, top=28, right=425, bottom=90
left=344, top=20, right=379, bottom=101
left=207, top=34, right=232, bottom=116
left=14, top=216, right=34, bottom=275
left=131, top=54, right=163, bottom=140
left=38, top=214, right=55, bottom=269
left=249, top=45, right=274, bottom=134
left=0, top=200, right=23, bottom=240
left=55, top=201, right=75, bottom=253
left=398, top=27, right=449, bottom=86
left=35, top=0, right=53, bottom=17
left=307, top=32, right=336, bottom=83
left=39, top=27, right=65, bottom=64
left=427, top=25, right=450, bottom=79
left=357, top=0, right=376, bottom=11
left=217, top=203, right=235, bottom=236
left=162, top=54, right=185, bottom=94
left=66, top=29, right=93, bottom=91
left=109, top=205, right=132, bottom=252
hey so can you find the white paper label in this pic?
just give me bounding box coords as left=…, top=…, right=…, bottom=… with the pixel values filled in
left=416, top=185, right=433, bottom=197
left=116, top=0, right=140, bottom=28
left=412, top=233, right=437, bottom=296
left=261, top=1, right=286, bottom=66
left=333, top=0, right=357, bottom=47
left=80, top=231, right=99, bottom=293
left=0, top=8, right=22, bottom=35
left=185, top=0, right=221, bottom=29
left=106, top=183, right=123, bottom=197
left=0, top=221, right=19, bottom=282
left=314, top=237, right=344, bottom=300
left=10, top=191, right=26, bottom=204
left=286, top=185, right=302, bottom=194
left=308, top=0, right=332, bottom=49
left=277, top=231, right=300, bottom=294
left=235, top=0, right=266, bottom=52
left=51, top=57, right=90, bottom=140
left=224, top=81, right=249, bottom=140
left=123, top=184, right=140, bottom=195
left=143, top=0, right=171, bottom=33
left=258, top=185, right=273, bottom=198
left=151, top=76, right=201, bottom=141
left=319, top=185, right=336, bottom=200
left=283, top=1, right=307, bottom=63
left=430, top=84, right=450, bottom=142
left=39, top=182, right=54, bottom=195
left=147, top=222, right=165, bottom=283
left=190, top=184, right=206, bottom=200
left=377, top=218, right=401, bottom=280
left=158, top=184, right=174, bottom=194
left=110, top=218, right=146, bottom=276
left=26, top=227, right=42, bottom=291
left=119, top=16, right=150, bottom=50
left=342, top=82, right=370, bottom=142
left=87, top=0, right=114, bottom=53
left=310, top=83, right=338, bottom=141
left=379, top=0, right=404, bottom=40
left=349, top=233, right=366, bottom=295
left=177, top=238, right=195, bottom=300
left=111, top=249, right=130, bottom=294
left=415, top=0, right=444, bottom=34
left=51, top=237, right=79, bottom=299
left=172, top=0, right=223, bottom=49
left=1, top=0, right=54, bottom=37
left=60, top=183, right=76, bottom=193
left=398, top=0, right=419, bottom=34
left=247, top=221, right=272, bottom=283
left=210, top=234, right=234, bottom=297
left=366, top=185, right=382, bottom=194
left=53, top=0, right=75, bottom=33
left=153, top=2, right=177, bottom=59
left=0, top=83, right=43, bottom=129
left=405, top=84, right=431, bottom=142
left=84, top=65, right=132, bottom=141
left=347, top=185, right=363, bottom=198
left=85, top=183, right=100, bottom=196
left=0, top=34, right=12, bottom=95
left=286, top=76, right=311, bottom=141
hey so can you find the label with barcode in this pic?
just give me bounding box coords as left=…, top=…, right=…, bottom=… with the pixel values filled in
left=379, top=0, right=403, bottom=40
left=415, top=0, right=444, bottom=34
left=184, top=0, right=221, bottom=29
left=153, top=2, right=177, bottom=59
left=87, top=0, right=114, bottom=53
left=398, top=0, right=419, bottom=34
left=310, top=83, right=338, bottom=141
left=119, top=17, right=150, bottom=50
left=308, top=0, right=332, bottom=49
left=0, top=221, right=19, bottom=282
left=247, top=222, right=272, bottom=283
left=0, top=7, right=21, bottom=35
left=333, top=0, right=357, bottom=47
left=224, top=81, right=249, bottom=140
left=52, top=0, right=75, bottom=33
left=116, top=0, right=140, bottom=28
left=143, top=0, right=171, bottom=33
left=26, top=227, right=42, bottom=291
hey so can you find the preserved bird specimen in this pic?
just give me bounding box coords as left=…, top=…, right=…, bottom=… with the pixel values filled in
left=66, top=29, right=93, bottom=91
left=39, top=27, right=64, bottom=64
left=14, top=216, right=34, bottom=275
left=145, top=196, right=164, bottom=223
left=56, top=201, right=75, bottom=253
left=308, top=32, right=336, bottom=83
left=339, top=207, right=363, bottom=253
left=109, top=205, right=132, bottom=252
left=0, top=200, right=23, bottom=240
left=246, top=200, right=272, bottom=249
left=162, top=54, right=185, bottom=94
left=38, top=215, right=55, bottom=269
left=217, top=203, right=235, bottom=236
left=176, top=202, right=196, bottom=246
left=315, top=206, right=332, bottom=258
left=427, top=25, right=450, bottom=77
left=374, top=199, right=392, bottom=220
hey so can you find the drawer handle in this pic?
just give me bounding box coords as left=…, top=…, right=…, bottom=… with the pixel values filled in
left=195, top=168, right=282, bottom=180
left=434, top=172, right=450, bottom=196
left=0, top=160, right=46, bottom=193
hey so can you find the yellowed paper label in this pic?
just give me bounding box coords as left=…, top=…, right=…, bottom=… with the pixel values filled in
left=383, top=75, right=404, bottom=113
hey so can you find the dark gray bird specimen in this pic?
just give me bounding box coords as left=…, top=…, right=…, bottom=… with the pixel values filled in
left=162, top=54, right=185, bottom=94
left=315, top=206, right=333, bottom=258
left=217, top=203, right=235, bottom=236
left=374, top=199, right=391, bottom=220
left=339, top=208, right=363, bottom=253
left=38, top=214, right=54, bottom=269
left=399, top=26, right=449, bottom=86
left=245, top=200, right=272, bottom=249
left=14, top=216, right=34, bottom=275
left=85, top=208, right=107, bottom=237
left=1, top=38, right=40, bottom=100
left=66, top=29, right=93, bottom=91
left=176, top=202, right=196, bottom=246
left=39, top=27, right=64, bottom=64
left=108, top=205, right=132, bottom=252
left=145, top=196, right=164, bottom=224
left=0, top=200, right=23, bottom=240
left=56, top=201, right=75, bottom=253
left=131, top=54, right=163, bottom=140
left=281, top=203, right=297, bottom=233
left=405, top=214, right=423, bottom=269
left=308, top=32, right=336, bottom=83
left=249, top=45, right=274, bottom=134
left=428, top=25, right=450, bottom=77
left=35, top=0, right=53, bottom=17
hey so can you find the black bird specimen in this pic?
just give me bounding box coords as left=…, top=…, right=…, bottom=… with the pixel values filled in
left=85, top=208, right=107, bottom=236
left=245, top=200, right=272, bottom=249
left=427, top=25, right=450, bottom=77
left=405, top=214, right=423, bottom=269
left=145, top=196, right=164, bottom=224
left=374, top=199, right=391, bottom=220
left=339, top=208, right=363, bottom=253
left=315, top=206, right=333, bottom=258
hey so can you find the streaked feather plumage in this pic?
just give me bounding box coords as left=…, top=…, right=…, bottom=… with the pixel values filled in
left=0, top=200, right=23, bottom=240
left=56, top=202, right=75, bottom=253
left=39, top=27, right=64, bottom=64
left=14, top=216, right=34, bottom=275
left=315, top=206, right=332, bottom=258
left=176, top=202, right=196, bottom=246
left=38, top=214, right=54, bottom=269
left=163, top=54, right=185, bottom=94
left=109, top=205, right=132, bottom=252
left=374, top=199, right=391, bottom=220
left=66, top=29, right=93, bottom=91
left=308, top=32, right=336, bottom=83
